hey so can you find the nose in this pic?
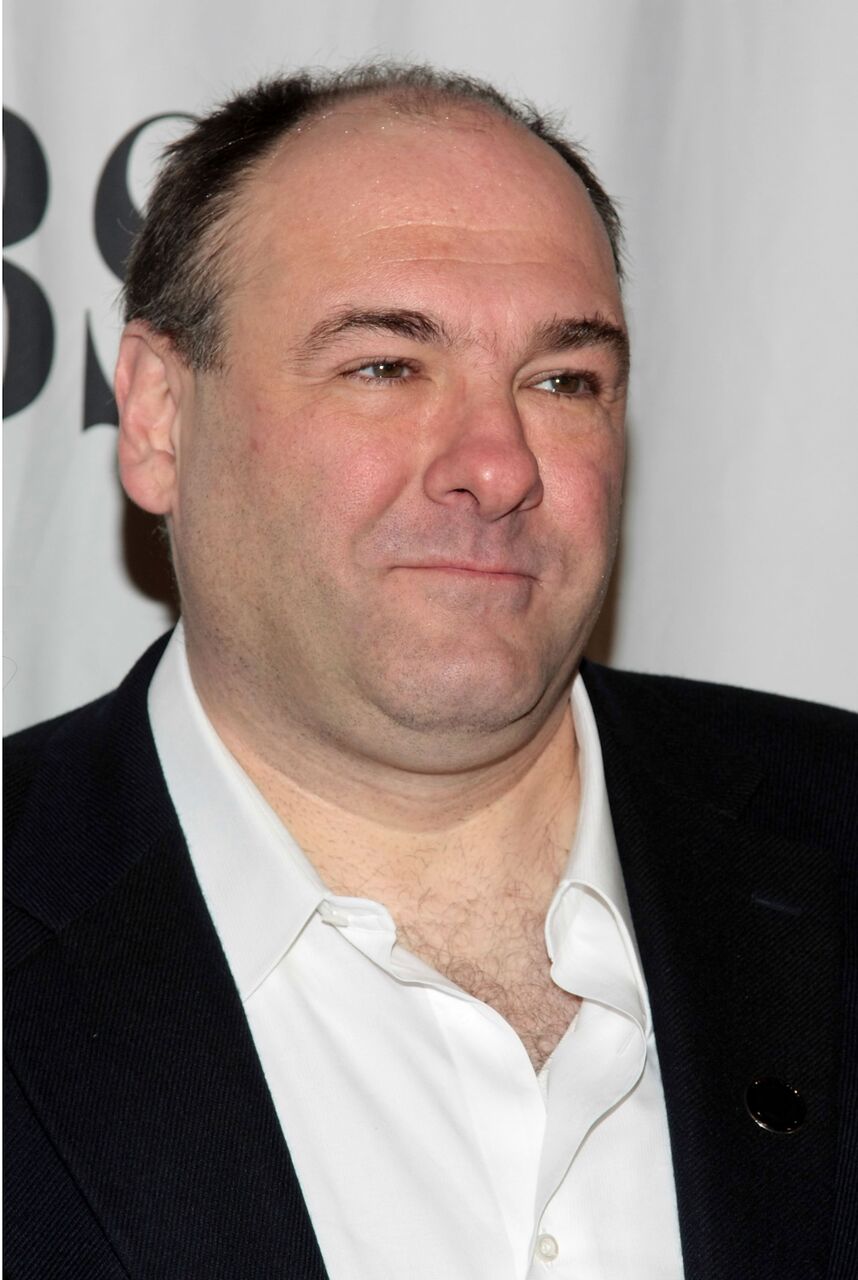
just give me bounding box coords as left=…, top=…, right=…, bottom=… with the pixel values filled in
left=422, top=394, right=544, bottom=521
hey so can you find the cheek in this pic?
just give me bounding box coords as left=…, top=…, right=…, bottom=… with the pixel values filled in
left=244, top=398, right=414, bottom=543
left=545, top=436, right=624, bottom=548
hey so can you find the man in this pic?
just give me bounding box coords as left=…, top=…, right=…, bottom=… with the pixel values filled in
left=5, top=64, right=856, bottom=1280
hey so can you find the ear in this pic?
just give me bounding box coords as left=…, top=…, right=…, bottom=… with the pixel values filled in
left=115, top=323, right=190, bottom=516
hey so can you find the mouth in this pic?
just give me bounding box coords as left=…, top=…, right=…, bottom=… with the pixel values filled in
left=392, top=562, right=538, bottom=596
left=398, top=562, right=534, bottom=581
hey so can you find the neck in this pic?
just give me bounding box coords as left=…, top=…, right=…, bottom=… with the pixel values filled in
left=195, top=663, right=581, bottom=910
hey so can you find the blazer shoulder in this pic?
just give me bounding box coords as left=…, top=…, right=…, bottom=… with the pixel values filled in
left=4, top=634, right=178, bottom=969
left=582, top=660, right=858, bottom=850
left=5, top=692, right=117, bottom=844
left=583, top=659, right=858, bottom=741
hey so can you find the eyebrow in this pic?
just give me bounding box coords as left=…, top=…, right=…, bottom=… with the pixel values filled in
left=292, top=306, right=629, bottom=379
left=294, top=308, right=454, bottom=361
left=532, top=315, right=630, bottom=381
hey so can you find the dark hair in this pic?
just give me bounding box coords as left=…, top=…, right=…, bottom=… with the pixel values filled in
left=122, top=63, right=624, bottom=370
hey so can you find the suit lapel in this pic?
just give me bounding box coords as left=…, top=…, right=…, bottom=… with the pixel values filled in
left=5, top=640, right=328, bottom=1279
left=584, top=663, right=843, bottom=1280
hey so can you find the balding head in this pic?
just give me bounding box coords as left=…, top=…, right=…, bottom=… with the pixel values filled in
left=122, top=63, right=624, bottom=371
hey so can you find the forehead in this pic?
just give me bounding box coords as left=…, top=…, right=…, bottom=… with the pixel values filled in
left=224, top=99, right=621, bottom=330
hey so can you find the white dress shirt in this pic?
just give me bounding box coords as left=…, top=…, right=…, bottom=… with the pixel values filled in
left=149, top=625, right=684, bottom=1279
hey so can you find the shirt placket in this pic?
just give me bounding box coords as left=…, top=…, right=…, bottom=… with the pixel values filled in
left=526, top=883, right=647, bottom=1277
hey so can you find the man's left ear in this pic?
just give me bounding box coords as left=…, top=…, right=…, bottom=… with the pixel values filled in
left=115, top=322, right=191, bottom=516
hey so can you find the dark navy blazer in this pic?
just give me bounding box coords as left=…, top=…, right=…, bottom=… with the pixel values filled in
left=5, top=635, right=857, bottom=1278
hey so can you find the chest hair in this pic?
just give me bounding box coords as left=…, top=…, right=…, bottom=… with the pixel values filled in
left=395, top=889, right=581, bottom=1073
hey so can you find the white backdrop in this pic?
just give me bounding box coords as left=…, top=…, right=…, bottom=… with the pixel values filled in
left=4, top=0, right=858, bottom=734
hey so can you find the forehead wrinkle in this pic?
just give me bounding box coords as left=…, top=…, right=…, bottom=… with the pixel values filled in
left=374, top=256, right=586, bottom=272
left=352, top=225, right=587, bottom=259
left=354, top=220, right=553, bottom=235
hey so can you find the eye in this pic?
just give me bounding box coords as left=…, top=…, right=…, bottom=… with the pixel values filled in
left=349, top=360, right=415, bottom=383
left=530, top=372, right=600, bottom=397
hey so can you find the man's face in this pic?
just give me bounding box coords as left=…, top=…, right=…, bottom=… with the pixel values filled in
left=169, top=102, right=627, bottom=769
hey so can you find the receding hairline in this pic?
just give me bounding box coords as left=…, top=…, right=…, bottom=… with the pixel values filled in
left=223, top=87, right=517, bottom=207
left=250, top=85, right=599, bottom=187
left=209, top=89, right=618, bottom=331
left=122, top=65, right=625, bottom=370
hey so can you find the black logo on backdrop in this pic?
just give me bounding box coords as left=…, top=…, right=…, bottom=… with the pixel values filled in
left=3, top=108, right=191, bottom=426
left=3, top=109, right=54, bottom=418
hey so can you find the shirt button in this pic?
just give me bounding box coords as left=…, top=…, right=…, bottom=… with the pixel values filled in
left=536, top=1234, right=559, bottom=1261
left=319, top=903, right=351, bottom=928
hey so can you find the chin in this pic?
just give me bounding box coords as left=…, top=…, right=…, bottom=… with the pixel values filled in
left=357, top=640, right=560, bottom=740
